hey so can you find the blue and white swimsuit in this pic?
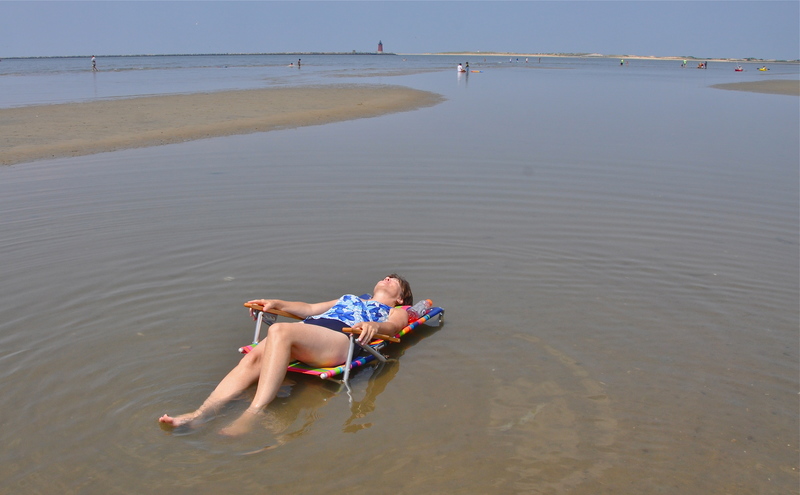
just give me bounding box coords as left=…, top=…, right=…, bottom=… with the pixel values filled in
left=304, top=294, right=391, bottom=331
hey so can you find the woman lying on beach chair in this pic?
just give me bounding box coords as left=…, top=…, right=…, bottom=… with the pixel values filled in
left=158, top=274, right=414, bottom=436
left=241, top=294, right=444, bottom=382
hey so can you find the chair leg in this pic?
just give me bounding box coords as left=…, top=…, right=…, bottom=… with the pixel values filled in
left=358, top=343, right=387, bottom=363
left=252, top=311, right=265, bottom=344
left=251, top=311, right=277, bottom=344
left=342, top=334, right=356, bottom=384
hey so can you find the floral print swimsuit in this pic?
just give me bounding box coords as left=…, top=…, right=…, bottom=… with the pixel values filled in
left=305, top=294, right=391, bottom=328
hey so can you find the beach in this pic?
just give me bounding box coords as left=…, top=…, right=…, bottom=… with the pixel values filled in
left=0, top=85, right=442, bottom=166
left=0, top=54, right=797, bottom=494
left=426, top=52, right=799, bottom=63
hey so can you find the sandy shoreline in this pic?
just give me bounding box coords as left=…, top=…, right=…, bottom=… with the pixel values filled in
left=419, top=52, right=799, bottom=63
left=0, top=85, right=443, bottom=166
left=710, top=80, right=800, bottom=96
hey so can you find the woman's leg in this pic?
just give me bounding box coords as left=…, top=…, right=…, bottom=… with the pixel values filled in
left=159, top=341, right=267, bottom=427
left=219, top=321, right=350, bottom=435
left=253, top=321, right=350, bottom=408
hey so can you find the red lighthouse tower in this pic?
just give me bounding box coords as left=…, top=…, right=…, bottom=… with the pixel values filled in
left=377, top=41, right=383, bottom=54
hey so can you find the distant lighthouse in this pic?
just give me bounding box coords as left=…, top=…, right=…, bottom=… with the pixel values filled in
left=377, top=41, right=383, bottom=53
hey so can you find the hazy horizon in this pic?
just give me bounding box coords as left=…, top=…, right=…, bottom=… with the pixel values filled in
left=3, top=52, right=797, bottom=62
left=1, top=2, right=797, bottom=61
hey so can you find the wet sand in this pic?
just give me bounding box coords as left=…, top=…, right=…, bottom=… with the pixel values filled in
left=711, top=79, right=800, bottom=96
left=0, top=85, right=443, bottom=166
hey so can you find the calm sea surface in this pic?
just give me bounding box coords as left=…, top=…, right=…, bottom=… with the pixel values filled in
left=1, top=54, right=798, bottom=494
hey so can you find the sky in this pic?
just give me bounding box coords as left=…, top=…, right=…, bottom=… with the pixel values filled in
left=1, top=1, right=798, bottom=61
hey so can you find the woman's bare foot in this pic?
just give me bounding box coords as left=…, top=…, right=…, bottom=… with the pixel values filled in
left=218, top=408, right=263, bottom=437
left=158, top=411, right=204, bottom=428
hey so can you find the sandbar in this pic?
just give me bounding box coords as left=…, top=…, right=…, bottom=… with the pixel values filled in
left=710, top=80, right=799, bottom=96
left=0, top=85, right=443, bottom=166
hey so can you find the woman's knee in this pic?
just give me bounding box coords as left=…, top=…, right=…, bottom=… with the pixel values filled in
left=240, top=346, right=262, bottom=367
left=265, top=322, right=295, bottom=343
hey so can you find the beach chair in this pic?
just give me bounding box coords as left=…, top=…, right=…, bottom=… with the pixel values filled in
left=239, top=298, right=444, bottom=385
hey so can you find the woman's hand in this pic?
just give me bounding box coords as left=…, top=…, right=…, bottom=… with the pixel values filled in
left=352, top=321, right=380, bottom=345
left=246, top=299, right=279, bottom=320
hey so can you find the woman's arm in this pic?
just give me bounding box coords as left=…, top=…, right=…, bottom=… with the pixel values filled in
left=246, top=298, right=338, bottom=319
left=351, top=307, right=409, bottom=344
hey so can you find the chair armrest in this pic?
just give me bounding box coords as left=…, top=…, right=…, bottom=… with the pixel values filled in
left=243, top=302, right=303, bottom=320
left=342, top=328, right=400, bottom=343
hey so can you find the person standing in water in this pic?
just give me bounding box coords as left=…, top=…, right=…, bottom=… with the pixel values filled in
left=91, top=55, right=97, bottom=72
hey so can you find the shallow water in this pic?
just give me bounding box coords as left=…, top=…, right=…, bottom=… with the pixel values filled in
left=0, top=56, right=798, bottom=493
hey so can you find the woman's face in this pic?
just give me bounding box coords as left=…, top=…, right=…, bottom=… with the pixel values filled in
left=375, top=276, right=403, bottom=303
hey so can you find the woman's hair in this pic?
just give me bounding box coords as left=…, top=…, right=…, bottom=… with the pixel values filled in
left=388, top=273, right=413, bottom=306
